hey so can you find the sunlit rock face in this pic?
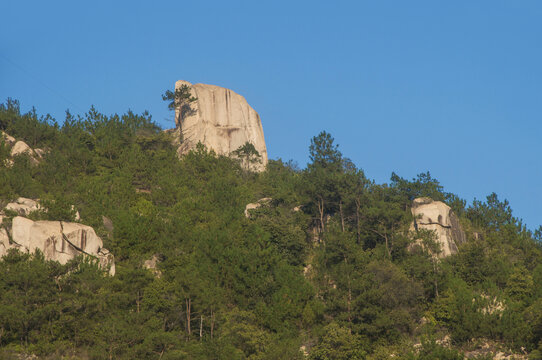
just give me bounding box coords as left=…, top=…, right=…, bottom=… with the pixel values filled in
left=1, top=131, right=44, bottom=165
left=411, top=197, right=466, bottom=257
left=11, top=141, right=35, bottom=158
left=173, top=80, right=268, bottom=171
left=0, top=215, right=115, bottom=276
left=244, top=198, right=272, bottom=218
left=4, top=197, right=41, bottom=216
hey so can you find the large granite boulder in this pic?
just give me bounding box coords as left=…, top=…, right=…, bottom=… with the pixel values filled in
left=172, top=80, right=268, bottom=171
left=411, top=197, right=466, bottom=257
left=10, top=141, right=35, bottom=158
left=1, top=132, right=43, bottom=165
left=0, top=216, right=115, bottom=275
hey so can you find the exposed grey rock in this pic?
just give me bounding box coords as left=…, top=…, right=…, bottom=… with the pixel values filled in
left=97, top=247, right=115, bottom=276
left=71, top=205, right=81, bottom=221
left=1, top=131, right=16, bottom=146
left=10, top=141, right=40, bottom=165
left=410, top=197, right=466, bottom=257
left=143, top=254, right=162, bottom=277
left=0, top=215, right=115, bottom=275
left=0, top=223, right=10, bottom=256
left=102, top=216, right=114, bottom=234
left=33, top=148, right=46, bottom=158
left=5, top=198, right=80, bottom=221
left=244, top=198, right=272, bottom=218
left=5, top=197, right=41, bottom=216
left=1, top=133, right=42, bottom=165
left=172, top=80, right=268, bottom=172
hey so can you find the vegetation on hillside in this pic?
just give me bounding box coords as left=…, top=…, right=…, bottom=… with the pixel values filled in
left=0, top=98, right=541, bottom=359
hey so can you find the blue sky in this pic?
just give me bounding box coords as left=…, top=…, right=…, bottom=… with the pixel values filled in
left=1, top=1, right=541, bottom=229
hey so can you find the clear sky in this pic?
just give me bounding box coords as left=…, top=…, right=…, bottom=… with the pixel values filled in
left=1, top=1, right=541, bottom=229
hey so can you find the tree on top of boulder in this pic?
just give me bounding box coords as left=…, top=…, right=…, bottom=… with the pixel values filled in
left=162, top=84, right=197, bottom=128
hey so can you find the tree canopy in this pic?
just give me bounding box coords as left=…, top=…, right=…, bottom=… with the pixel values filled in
left=0, top=99, right=540, bottom=359
left=162, top=84, right=197, bottom=128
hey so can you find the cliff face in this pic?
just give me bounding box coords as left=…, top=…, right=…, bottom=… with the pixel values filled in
left=173, top=80, right=268, bottom=171
left=411, top=197, right=466, bottom=257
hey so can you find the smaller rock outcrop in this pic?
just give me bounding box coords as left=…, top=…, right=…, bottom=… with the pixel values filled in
left=1, top=131, right=16, bottom=146
left=1, top=132, right=44, bottom=165
left=410, top=197, right=466, bottom=257
left=102, top=216, right=114, bottom=234
left=4, top=197, right=41, bottom=216
left=0, top=200, right=115, bottom=275
left=143, top=254, right=162, bottom=277
left=244, top=198, right=272, bottom=218
left=11, top=141, right=35, bottom=158
left=463, top=341, right=528, bottom=360
left=33, top=148, right=46, bottom=158
left=4, top=198, right=80, bottom=220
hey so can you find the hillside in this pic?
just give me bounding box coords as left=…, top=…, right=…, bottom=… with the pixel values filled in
left=0, top=98, right=541, bottom=360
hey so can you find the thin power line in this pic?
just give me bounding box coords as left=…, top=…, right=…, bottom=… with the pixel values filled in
left=0, top=53, right=83, bottom=113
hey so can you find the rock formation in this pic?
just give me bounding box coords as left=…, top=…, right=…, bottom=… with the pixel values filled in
left=1, top=131, right=44, bottom=165
left=172, top=81, right=268, bottom=171
left=1, top=131, right=16, bottom=146
left=143, top=254, right=162, bottom=277
left=410, top=197, right=466, bottom=257
left=4, top=197, right=80, bottom=220
left=244, top=198, right=272, bottom=218
left=11, top=141, right=35, bottom=158
left=4, top=197, right=41, bottom=216
left=102, top=215, right=114, bottom=234
left=0, top=202, right=115, bottom=275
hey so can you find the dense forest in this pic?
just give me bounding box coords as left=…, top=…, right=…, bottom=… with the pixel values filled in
left=0, top=98, right=541, bottom=360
